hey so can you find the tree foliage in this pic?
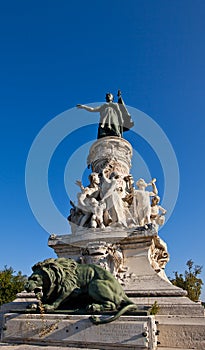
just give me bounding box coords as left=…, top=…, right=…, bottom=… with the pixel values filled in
left=170, top=260, right=203, bottom=302
left=0, top=266, right=27, bottom=306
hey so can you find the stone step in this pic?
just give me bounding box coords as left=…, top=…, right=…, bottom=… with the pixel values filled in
left=0, top=344, right=87, bottom=350
left=0, top=343, right=194, bottom=350
left=159, top=348, right=192, bottom=350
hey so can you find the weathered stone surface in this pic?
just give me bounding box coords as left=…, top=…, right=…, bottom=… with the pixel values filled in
left=48, top=227, right=128, bottom=250
left=131, top=296, right=204, bottom=316
left=0, top=343, right=89, bottom=349
left=0, top=292, right=38, bottom=339
left=156, top=315, right=205, bottom=349
left=2, top=314, right=157, bottom=350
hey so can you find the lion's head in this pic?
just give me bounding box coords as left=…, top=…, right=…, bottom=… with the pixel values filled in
left=25, top=269, right=44, bottom=294
left=25, top=258, right=78, bottom=305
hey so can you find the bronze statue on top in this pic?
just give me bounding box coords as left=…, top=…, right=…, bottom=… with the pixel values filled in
left=77, top=90, right=134, bottom=139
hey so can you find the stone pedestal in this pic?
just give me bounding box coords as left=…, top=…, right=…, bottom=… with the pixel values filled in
left=2, top=313, right=158, bottom=350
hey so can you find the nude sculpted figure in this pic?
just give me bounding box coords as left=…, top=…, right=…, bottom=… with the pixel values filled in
left=150, top=196, right=167, bottom=227
left=133, top=178, right=158, bottom=227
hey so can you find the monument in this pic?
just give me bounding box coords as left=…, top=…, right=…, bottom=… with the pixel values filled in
left=1, top=91, right=205, bottom=349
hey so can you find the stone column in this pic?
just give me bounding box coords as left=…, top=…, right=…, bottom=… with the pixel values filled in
left=87, top=136, right=132, bottom=177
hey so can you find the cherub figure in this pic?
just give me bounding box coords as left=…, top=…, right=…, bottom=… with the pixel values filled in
left=75, top=173, right=105, bottom=228
left=89, top=198, right=106, bottom=229
left=150, top=196, right=167, bottom=227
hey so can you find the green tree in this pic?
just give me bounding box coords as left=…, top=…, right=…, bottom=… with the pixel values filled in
left=0, top=266, right=27, bottom=306
left=170, top=260, right=203, bottom=302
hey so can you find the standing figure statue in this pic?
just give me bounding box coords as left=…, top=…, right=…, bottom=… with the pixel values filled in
left=100, top=169, right=127, bottom=227
left=133, top=178, right=158, bottom=227
left=77, top=90, right=134, bottom=139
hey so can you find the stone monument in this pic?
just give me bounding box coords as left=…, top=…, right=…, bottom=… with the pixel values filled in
left=1, top=91, right=205, bottom=349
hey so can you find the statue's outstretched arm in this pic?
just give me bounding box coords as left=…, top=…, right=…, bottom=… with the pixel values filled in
left=76, top=104, right=102, bottom=112
left=151, top=180, right=158, bottom=195
left=75, top=180, right=84, bottom=191
left=148, top=178, right=158, bottom=196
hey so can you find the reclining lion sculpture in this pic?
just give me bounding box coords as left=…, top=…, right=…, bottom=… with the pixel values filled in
left=25, top=257, right=137, bottom=324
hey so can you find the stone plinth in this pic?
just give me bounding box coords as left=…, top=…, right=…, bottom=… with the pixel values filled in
left=48, top=227, right=128, bottom=259
left=2, top=313, right=158, bottom=350
left=48, top=227, right=205, bottom=319
left=48, top=227, right=182, bottom=298
left=87, top=136, right=132, bottom=176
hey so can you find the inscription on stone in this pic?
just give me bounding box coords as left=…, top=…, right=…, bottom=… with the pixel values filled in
left=2, top=314, right=156, bottom=349
left=95, top=322, right=146, bottom=344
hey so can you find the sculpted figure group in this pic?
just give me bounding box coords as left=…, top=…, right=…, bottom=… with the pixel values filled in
left=68, top=169, right=166, bottom=232
left=68, top=91, right=166, bottom=231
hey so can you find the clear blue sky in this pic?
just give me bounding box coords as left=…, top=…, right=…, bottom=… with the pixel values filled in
left=0, top=1, right=205, bottom=298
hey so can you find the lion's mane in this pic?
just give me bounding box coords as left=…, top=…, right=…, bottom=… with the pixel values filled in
left=32, top=258, right=78, bottom=303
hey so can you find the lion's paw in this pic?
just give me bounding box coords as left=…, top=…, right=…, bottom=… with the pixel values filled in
left=89, top=315, right=101, bottom=324
left=87, top=303, right=101, bottom=313
left=27, top=303, right=38, bottom=310
left=43, top=304, right=55, bottom=311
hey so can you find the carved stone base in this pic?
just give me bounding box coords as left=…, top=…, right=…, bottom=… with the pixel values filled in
left=48, top=226, right=176, bottom=294
left=48, top=227, right=204, bottom=319
left=2, top=311, right=205, bottom=349
left=2, top=313, right=158, bottom=350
